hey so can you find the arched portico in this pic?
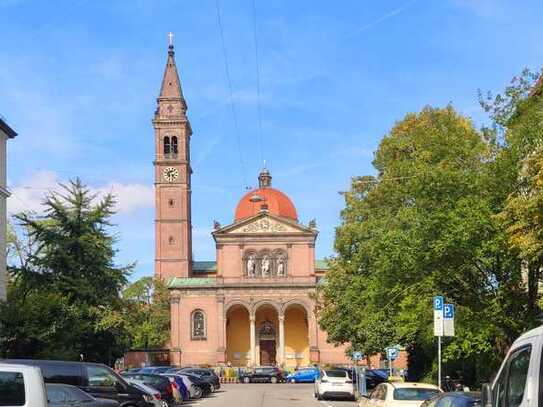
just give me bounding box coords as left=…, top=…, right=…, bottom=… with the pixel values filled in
left=225, top=303, right=251, bottom=366
left=284, top=303, right=310, bottom=367
left=254, top=304, right=279, bottom=366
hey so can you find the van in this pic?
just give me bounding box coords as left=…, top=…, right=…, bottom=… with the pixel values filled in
left=3, top=359, right=153, bottom=407
left=0, top=363, right=48, bottom=407
left=482, top=325, right=543, bottom=407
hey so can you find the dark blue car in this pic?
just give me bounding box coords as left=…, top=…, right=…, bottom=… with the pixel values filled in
left=286, top=368, right=320, bottom=383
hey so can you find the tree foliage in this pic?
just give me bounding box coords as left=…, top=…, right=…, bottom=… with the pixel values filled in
left=122, top=277, right=170, bottom=349
left=319, top=97, right=543, bottom=384
left=0, top=179, right=133, bottom=363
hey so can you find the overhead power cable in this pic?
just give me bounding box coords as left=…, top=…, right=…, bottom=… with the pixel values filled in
left=214, top=0, right=248, bottom=190
left=251, top=0, right=264, bottom=166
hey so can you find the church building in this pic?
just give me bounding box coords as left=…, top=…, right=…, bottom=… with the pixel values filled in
left=153, top=39, right=350, bottom=368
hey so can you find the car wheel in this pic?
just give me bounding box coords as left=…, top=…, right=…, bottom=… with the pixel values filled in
left=210, top=383, right=216, bottom=392
left=270, top=376, right=278, bottom=384
left=193, top=387, right=203, bottom=399
left=161, top=401, right=168, bottom=407
left=244, top=377, right=251, bottom=384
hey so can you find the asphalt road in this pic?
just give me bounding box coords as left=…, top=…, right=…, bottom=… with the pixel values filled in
left=185, top=383, right=358, bottom=407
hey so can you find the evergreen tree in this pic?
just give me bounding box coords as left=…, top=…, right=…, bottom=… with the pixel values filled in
left=0, top=179, right=132, bottom=363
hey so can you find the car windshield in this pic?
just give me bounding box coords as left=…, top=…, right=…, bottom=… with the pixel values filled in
left=394, top=388, right=440, bottom=401
left=325, top=370, right=347, bottom=378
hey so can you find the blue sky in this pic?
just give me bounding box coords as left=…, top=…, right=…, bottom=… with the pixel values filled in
left=2, top=0, right=543, bottom=280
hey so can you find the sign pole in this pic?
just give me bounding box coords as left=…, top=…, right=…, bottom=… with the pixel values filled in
left=389, top=356, right=392, bottom=378
left=438, top=335, right=442, bottom=389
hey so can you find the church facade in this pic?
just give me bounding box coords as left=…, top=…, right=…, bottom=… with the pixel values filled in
left=153, top=40, right=350, bottom=368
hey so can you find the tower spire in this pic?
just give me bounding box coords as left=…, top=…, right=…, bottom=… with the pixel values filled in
left=159, top=32, right=185, bottom=102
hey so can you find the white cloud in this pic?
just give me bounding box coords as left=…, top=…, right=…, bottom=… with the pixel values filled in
left=95, top=182, right=154, bottom=214
left=7, top=171, right=153, bottom=215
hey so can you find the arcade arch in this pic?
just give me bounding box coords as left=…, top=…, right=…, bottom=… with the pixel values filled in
left=225, top=304, right=250, bottom=366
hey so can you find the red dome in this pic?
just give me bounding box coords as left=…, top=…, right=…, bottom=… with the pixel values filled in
left=235, top=187, right=298, bottom=221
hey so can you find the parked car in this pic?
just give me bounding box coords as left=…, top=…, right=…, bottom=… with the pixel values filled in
left=177, top=368, right=220, bottom=391
left=239, top=367, right=284, bottom=384
left=315, top=369, right=355, bottom=401
left=122, top=368, right=142, bottom=374
left=286, top=367, right=320, bottom=383
left=171, top=373, right=204, bottom=399
left=160, top=374, right=190, bottom=401
left=139, top=367, right=172, bottom=375
left=0, top=363, right=48, bottom=407
left=179, top=372, right=212, bottom=396
left=421, top=392, right=481, bottom=407
left=125, top=379, right=164, bottom=407
left=359, top=382, right=441, bottom=407
left=46, top=383, right=119, bottom=407
left=121, top=373, right=176, bottom=406
left=481, top=325, right=543, bottom=407
left=3, top=359, right=153, bottom=407
left=365, top=369, right=389, bottom=391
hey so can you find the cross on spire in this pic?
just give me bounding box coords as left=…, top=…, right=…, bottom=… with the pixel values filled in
left=168, top=32, right=174, bottom=47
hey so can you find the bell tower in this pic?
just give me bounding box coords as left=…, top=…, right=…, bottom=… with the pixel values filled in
left=153, top=33, right=193, bottom=280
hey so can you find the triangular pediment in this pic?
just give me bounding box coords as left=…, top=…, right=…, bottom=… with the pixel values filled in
left=214, top=213, right=315, bottom=236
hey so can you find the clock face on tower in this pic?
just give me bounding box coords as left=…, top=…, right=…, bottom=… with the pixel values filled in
left=163, top=167, right=179, bottom=182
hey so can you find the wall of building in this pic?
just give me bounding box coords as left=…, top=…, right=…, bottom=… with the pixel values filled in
left=175, top=294, right=220, bottom=366
left=316, top=325, right=351, bottom=366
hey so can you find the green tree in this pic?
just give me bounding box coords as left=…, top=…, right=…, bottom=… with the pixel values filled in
left=122, top=277, right=170, bottom=349
left=481, top=69, right=543, bottom=312
left=319, top=106, right=530, bottom=385
left=0, top=179, right=132, bottom=363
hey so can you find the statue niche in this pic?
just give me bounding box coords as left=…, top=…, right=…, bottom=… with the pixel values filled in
left=243, top=249, right=288, bottom=278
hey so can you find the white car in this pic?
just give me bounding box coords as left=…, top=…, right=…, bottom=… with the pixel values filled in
left=0, top=363, right=48, bottom=407
left=125, top=379, right=164, bottom=407
left=314, top=369, right=355, bottom=401
left=359, top=382, right=441, bottom=407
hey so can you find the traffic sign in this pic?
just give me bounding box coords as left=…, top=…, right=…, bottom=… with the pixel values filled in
left=444, top=303, right=454, bottom=319
left=433, top=296, right=444, bottom=311
left=443, top=303, right=455, bottom=337
left=386, top=347, right=400, bottom=361
left=433, top=296, right=444, bottom=337
left=352, top=351, right=363, bottom=361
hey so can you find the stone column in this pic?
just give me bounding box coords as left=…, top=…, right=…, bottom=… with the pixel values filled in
left=308, top=310, right=320, bottom=364
left=250, top=314, right=256, bottom=367
left=278, top=315, right=285, bottom=367
left=216, top=295, right=226, bottom=363
left=169, top=296, right=182, bottom=366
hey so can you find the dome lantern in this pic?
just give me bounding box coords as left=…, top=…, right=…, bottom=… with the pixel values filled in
left=258, top=168, right=272, bottom=188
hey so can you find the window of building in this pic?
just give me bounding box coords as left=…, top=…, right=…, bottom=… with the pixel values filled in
left=168, top=199, right=175, bottom=207
left=163, top=136, right=171, bottom=155
left=191, top=310, right=206, bottom=340
left=168, top=236, right=175, bottom=245
left=172, top=136, right=178, bottom=155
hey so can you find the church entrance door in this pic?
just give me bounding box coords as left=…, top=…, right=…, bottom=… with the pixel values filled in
left=259, top=340, right=276, bottom=366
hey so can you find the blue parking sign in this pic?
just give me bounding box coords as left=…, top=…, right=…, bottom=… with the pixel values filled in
left=387, top=347, right=399, bottom=360
left=352, top=351, right=363, bottom=361
left=444, top=303, right=455, bottom=319
left=433, top=296, right=444, bottom=311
